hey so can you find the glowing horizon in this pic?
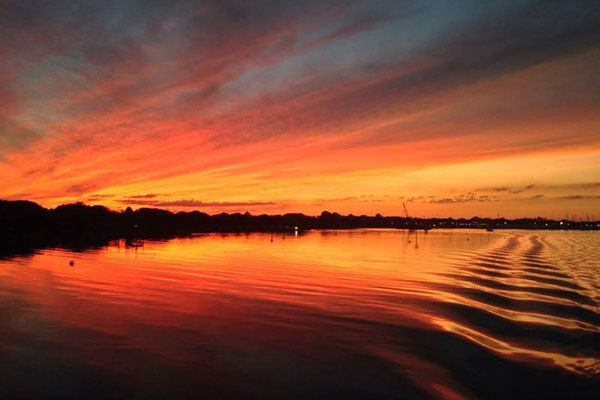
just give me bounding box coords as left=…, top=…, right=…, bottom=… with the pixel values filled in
left=1, top=1, right=599, bottom=219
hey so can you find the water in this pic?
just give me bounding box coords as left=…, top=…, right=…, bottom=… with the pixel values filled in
left=1, top=229, right=598, bottom=399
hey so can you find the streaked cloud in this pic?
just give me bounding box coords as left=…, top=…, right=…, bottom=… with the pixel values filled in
left=128, top=194, right=160, bottom=199
left=557, top=195, right=600, bottom=201
left=0, top=1, right=598, bottom=218
left=66, top=183, right=97, bottom=194
left=119, top=199, right=276, bottom=208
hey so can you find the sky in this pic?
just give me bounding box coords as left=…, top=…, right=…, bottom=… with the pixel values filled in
left=1, top=0, right=599, bottom=219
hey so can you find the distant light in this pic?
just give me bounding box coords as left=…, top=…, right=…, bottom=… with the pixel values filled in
left=294, top=226, right=298, bottom=230
left=560, top=221, right=563, bottom=225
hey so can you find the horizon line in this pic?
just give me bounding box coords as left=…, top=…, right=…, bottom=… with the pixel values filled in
left=2, top=198, right=598, bottom=223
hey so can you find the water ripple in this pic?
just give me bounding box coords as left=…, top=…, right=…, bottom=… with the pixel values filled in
left=0, top=229, right=598, bottom=399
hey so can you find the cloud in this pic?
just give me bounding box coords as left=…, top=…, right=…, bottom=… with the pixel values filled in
left=0, top=118, right=42, bottom=157
left=4, top=0, right=597, bottom=153
left=128, top=194, right=160, bottom=199
left=23, top=165, right=56, bottom=177
left=475, top=186, right=509, bottom=193
left=0, top=1, right=599, bottom=219
left=508, top=185, right=536, bottom=194
left=429, top=193, right=487, bottom=204
left=86, top=194, right=114, bottom=201
left=477, top=182, right=599, bottom=195
left=119, top=199, right=276, bottom=208
left=66, top=183, right=97, bottom=194
left=556, top=195, right=600, bottom=200
left=577, top=182, right=600, bottom=189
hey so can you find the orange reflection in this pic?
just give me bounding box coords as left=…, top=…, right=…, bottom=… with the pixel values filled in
left=1, top=229, right=598, bottom=389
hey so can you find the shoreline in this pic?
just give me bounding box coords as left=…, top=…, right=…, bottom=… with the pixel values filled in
left=2, top=200, right=598, bottom=244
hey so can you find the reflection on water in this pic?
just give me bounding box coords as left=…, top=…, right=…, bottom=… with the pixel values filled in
left=1, top=229, right=598, bottom=399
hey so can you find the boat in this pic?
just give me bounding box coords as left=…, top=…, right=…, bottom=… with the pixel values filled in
left=125, top=238, right=144, bottom=247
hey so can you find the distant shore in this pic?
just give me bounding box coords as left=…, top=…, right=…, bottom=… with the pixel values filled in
left=1, top=199, right=597, bottom=259
left=2, top=199, right=598, bottom=241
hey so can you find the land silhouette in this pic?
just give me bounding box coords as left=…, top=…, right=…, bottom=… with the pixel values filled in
left=2, top=199, right=597, bottom=247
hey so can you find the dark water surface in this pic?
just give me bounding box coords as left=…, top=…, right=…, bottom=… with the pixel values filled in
left=1, top=229, right=598, bottom=399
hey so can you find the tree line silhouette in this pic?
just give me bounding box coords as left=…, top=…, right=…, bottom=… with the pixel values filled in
left=1, top=199, right=598, bottom=247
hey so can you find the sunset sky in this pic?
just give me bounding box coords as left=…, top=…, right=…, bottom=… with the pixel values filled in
left=1, top=0, right=599, bottom=218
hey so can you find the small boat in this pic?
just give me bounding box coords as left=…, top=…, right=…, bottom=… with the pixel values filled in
left=125, top=238, right=144, bottom=247
left=486, top=225, right=494, bottom=232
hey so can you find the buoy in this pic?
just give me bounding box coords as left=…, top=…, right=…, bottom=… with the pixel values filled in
left=69, top=260, right=75, bottom=267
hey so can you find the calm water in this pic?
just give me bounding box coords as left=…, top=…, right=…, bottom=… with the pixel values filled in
left=1, top=229, right=598, bottom=399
